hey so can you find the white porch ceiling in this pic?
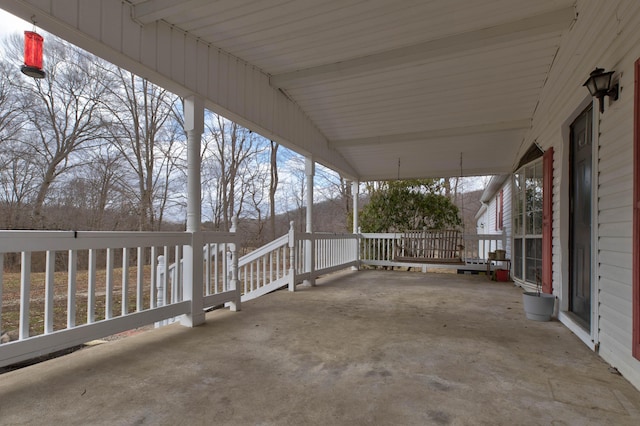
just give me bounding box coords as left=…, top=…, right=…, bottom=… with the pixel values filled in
left=0, top=0, right=576, bottom=181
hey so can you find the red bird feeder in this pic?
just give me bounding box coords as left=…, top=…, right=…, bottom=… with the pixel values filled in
left=21, top=30, right=45, bottom=79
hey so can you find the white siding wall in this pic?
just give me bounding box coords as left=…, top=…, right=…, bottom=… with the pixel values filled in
left=476, top=206, right=489, bottom=234
left=475, top=180, right=513, bottom=270
left=502, top=182, right=512, bottom=259
left=515, top=0, right=640, bottom=389
left=478, top=181, right=512, bottom=254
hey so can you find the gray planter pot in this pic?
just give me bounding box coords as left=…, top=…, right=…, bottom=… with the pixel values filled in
left=522, top=292, right=555, bottom=321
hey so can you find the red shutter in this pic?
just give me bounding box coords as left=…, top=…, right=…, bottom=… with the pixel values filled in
left=633, top=58, right=640, bottom=360
left=499, top=189, right=504, bottom=230
left=542, top=147, right=554, bottom=294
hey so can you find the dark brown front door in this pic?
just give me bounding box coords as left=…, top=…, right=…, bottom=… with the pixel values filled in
left=569, top=105, right=593, bottom=329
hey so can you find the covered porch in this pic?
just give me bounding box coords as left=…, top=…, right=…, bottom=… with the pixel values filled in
left=1, top=270, right=639, bottom=424
left=2, top=0, right=640, bottom=411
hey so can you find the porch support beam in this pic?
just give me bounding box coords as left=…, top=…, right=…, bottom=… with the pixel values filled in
left=330, top=119, right=531, bottom=148
left=270, top=7, right=575, bottom=89
left=305, top=157, right=316, bottom=286
left=182, top=95, right=205, bottom=327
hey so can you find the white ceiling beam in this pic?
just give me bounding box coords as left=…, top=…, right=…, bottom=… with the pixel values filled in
left=330, top=120, right=531, bottom=148
left=132, top=0, right=214, bottom=25
left=271, top=7, right=575, bottom=88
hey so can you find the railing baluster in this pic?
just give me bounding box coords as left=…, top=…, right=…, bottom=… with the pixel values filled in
left=88, top=249, right=96, bottom=323
left=137, top=247, right=144, bottom=312
left=122, top=248, right=129, bottom=315
left=19, top=252, right=31, bottom=340
left=221, top=244, right=226, bottom=293
left=205, top=243, right=211, bottom=295
left=213, top=244, right=218, bottom=294
left=106, top=248, right=114, bottom=319
left=163, top=246, right=169, bottom=305
left=44, top=250, right=55, bottom=334
left=250, top=260, right=254, bottom=291
left=173, top=246, right=180, bottom=303
left=243, top=265, right=248, bottom=295
left=263, top=254, right=267, bottom=286
left=150, top=246, right=157, bottom=309
left=269, top=252, right=273, bottom=284
left=68, top=250, right=77, bottom=328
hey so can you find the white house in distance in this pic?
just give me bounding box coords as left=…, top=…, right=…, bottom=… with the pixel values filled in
left=474, top=174, right=511, bottom=262
left=2, top=0, right=640, bottom=394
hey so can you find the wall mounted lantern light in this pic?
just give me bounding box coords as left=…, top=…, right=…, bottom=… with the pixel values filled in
left=21, top=30, right=45, bottom=79
left=583, top=67, right=619, bottom=113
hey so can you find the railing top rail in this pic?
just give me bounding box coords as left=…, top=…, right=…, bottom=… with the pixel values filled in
left=311, top=233, right=358, bottom=240
left=359, top=232, right=400, bottom=238
left=0, top=230, right=193, bottom=253
left=201, top=231, right=237, bottom=244
left=0, top=229, right=242, bottom=253
left=296, top=232, right=358, bottom=242
left=0, top=230, right=188, bottom=238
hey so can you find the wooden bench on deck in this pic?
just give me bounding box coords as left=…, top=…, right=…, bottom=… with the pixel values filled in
left=394, top=229, right=464, bottom=264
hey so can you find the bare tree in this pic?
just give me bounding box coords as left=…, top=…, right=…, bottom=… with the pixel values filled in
left=101, top=67, right=183, bottom=231
left=279, top=153, right=307, bottom=232
left=0, top=59, right=22, bottom=146
left=4, top=35, right=111, bottom=228
left=0, top=148, right=39, bottom=228
left=269, top=140, right=279, bottom=240
left=313, top=164, right=353, bottom=231
left=201, top=114, right=266, bottom=231
left=242, top=153, right=269, bottom=247
left=52, top=144, right=128, bottom=229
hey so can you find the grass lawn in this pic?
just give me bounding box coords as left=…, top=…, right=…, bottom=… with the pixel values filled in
left=1, top=266, right=156, bottom=337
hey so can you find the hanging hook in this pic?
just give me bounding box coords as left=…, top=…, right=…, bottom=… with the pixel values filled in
left=31, top=15, right=37, bottom=32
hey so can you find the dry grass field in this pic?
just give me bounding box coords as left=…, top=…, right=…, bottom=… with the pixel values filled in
left=1, top=266, right=156, bottom=338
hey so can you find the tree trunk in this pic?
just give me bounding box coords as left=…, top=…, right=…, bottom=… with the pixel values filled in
left=269, top=140, right=279, bottom=240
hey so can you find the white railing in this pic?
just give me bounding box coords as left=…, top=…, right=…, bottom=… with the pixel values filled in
left=313, top=233, right=359, bottom=275
left=0, top=229, right=239, bottom=368
left=238, top=222, right=359, bottom=301
left=360, top=232, right=401, bottom=268
left=239, top=232, right=293, bottom=302
left=460, top=233, right=507, bottom=265
left=0, top=221, right=504, bottom=368
left=155, top=231, right=239, bottom=326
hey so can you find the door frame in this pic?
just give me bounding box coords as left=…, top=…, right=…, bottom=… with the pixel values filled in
left=633, top=57, right=640, bottom=360
left=557, top=96, right=600, bottom=349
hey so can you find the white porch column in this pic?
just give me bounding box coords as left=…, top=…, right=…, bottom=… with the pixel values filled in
left=351, top=180, right=360, bottom=270
left=304, top=157, right=315, bottom=286
left=351, top=181, right=359, bottom=234
left=181, top=95, right=205, bottom=327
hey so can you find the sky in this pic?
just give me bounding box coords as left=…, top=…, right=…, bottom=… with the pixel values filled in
left=0, top=8, right=28, bottom=38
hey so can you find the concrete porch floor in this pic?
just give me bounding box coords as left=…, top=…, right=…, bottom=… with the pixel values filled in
left=1, top=270, right=640, bottom=425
